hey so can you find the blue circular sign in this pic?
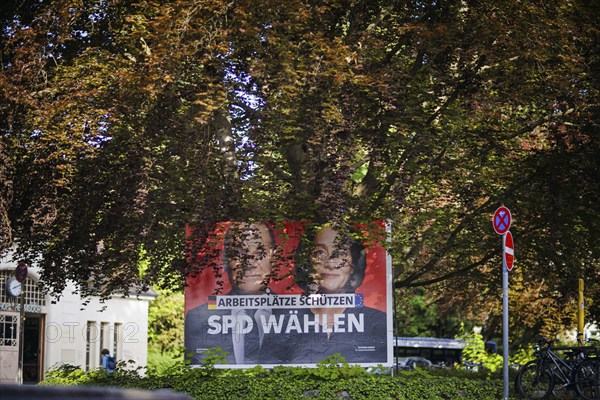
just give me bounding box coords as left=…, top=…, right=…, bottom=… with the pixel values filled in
left=493, top=206, right=512, bottom=235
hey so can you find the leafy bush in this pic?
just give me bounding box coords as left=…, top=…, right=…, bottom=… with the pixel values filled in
left=460, top=331, right=504, bottom=373
left=510, top=345, right=535, bottom=367
left=42, top=363, right=88, bottom=385
left=147, top=349, right=185, bottom=376
left=147, top=292, right=184, bottom=354
left=41, top=354, right=516, bottom=399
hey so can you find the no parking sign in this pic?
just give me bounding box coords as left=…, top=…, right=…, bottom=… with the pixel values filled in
left=15, top=260, right=28, bottom=283
left=493, top=206, right=511, bottom=235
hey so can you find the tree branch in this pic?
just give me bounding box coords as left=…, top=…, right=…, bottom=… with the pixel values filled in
left=398, top=252, right=496, bottom=288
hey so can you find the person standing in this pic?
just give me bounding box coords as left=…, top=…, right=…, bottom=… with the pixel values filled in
left=100, top=348, right=116, bottom=373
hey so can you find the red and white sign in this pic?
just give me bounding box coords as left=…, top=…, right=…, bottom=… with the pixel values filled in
left=503, top=231, right=514, bottom=271
left=15, top=260, right=28, bottom=283
left=493, top=206, right=512, bottom=235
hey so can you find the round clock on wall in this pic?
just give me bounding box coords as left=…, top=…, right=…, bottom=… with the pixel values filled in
left=5, top=276, right=23, bottom=297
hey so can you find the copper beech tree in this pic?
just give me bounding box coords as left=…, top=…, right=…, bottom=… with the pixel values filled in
left=1, top=0, right=598, bottom=338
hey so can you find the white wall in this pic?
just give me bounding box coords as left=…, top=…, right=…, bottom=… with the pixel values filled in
left=43, top=280, right=153, bottom=371
left=0, top=251, right=155, bottom=379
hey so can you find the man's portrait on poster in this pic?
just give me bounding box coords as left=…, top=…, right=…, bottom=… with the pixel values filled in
left=184, top=222, right=287, bottom=365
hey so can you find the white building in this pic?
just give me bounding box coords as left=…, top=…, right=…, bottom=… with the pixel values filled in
left=0, top=253, right=157, bottom=384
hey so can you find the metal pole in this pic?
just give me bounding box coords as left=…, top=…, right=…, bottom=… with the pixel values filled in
left=578, top=279, right=584, bottom=344
left=388, top=220, right=395, bottom=377
left=17, top=286, right=25, bottom=384
left=392, top=286, right=396, bottom=377
left=502, top=234, right=509, bottom=400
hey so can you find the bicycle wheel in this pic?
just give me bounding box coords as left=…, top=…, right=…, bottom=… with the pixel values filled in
left=516, top=360, right=554, bottom=399
left=575, top=358, right=600, bottom=400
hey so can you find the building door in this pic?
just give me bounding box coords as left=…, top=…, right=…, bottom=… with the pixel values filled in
left=0, top=311, right=20, bottom=384
left=23, top=315, right=43, bottom=383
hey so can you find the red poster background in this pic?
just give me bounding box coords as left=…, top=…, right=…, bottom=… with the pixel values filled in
left=185, top=221, right=388, bottom=314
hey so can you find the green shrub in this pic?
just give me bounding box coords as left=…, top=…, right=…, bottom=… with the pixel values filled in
left=459, top=331, right=504, bottom=373
left=41, top=354, right=517, bottom=399
left=42, top=363, right=87, bottom=385
left=510, top=345, right=535, bottom=367
left=147, top=349, right=185, bottom=375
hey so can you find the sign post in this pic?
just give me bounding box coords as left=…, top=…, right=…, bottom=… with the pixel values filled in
left=15, top=261, right=27, bottom=385
left=493, top=207, right=513, bottom=400
left=501, top=246, right=509, bottom=400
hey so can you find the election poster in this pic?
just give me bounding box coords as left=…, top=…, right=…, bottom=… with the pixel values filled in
left=184, top=221, right=393, bottom=368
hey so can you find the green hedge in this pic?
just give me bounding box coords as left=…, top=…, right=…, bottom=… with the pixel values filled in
left=195, top=373, right=506, bottom=400
left=41, top=355, right=515, bottom=399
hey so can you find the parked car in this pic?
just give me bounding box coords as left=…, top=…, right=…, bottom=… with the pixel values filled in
left=366, top=365, right=392, bottom=374
left=396, top=356, right=433, bottom=371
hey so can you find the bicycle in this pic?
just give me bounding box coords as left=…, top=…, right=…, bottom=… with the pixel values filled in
left=515, top=337, right=599, bottom=399
left=574, top=356, right=600, bottom=399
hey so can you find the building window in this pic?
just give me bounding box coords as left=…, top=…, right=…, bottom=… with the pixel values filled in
left=85, top=321, right=99, bottom=371
left=0, top=271, right=45, bottom=306
left=100, top=322, right=110, bottom=354
left=113, top=323, right=122, bottom=359
left=0, top=314, right=18, bottom=347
